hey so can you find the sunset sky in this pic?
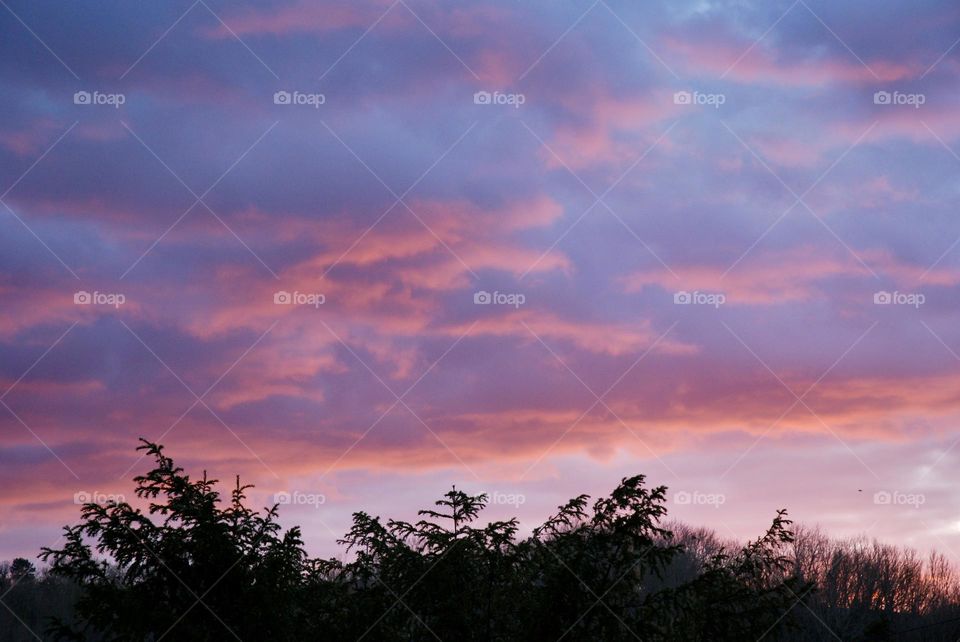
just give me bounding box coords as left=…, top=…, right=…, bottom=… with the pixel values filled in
left=3, top=0, right=960, bottom=561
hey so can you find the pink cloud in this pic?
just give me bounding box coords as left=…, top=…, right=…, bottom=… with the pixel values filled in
left=200, top=0, right=398, bottom=38
left=664, top=33, right=914, bottom=86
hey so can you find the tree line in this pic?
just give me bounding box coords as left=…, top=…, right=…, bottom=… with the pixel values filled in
left=1, top=439, right=958, bottom=640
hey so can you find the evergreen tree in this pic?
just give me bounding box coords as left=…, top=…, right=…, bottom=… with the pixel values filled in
left=37, top=440, right=815, bottom=641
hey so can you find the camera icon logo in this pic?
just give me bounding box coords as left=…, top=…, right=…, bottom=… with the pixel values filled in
left=73, top=491, right=91, bottom=504
left=673, top=91, right=692, bottom=105
left=274, top=291, right=291, bottom=304
left=473, top=290, right=492, bottom=304
left=74, top=290, right=92, bottom=304
left=673, top=291, right=691, bottom=304
left=273, top=91, right=291, bottom=105
left=674, top=491, right=691, bottom=505
left=73, top=91, right=91, bottom=105
left=873, top=91, right=891, bottom=105
left=873, top=491, right=891, bottom=505
left=873, top=291, right=892, bottom=304
left=473, top=91, right=492, bottom=105
left=274, top=492, right=291, bottom=505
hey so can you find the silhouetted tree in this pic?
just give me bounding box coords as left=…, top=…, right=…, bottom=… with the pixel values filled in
left=40, top=440, right=312, bottom=641
left=9, top=558, right=36, bottom=584
left=310, top=475, right=811, bottom=640
left=33, top=440, right=832, bottom=641
left=0, top=563, right=82, bottom=642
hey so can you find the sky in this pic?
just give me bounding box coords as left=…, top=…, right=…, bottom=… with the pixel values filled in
left=2, top=0, right=960, bottom=561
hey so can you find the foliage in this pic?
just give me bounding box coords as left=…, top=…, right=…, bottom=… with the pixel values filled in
left=39, top=440, right=310, bottom=641
left=26, top=440, right=826, bottom=640
left=0, top=562, right=83, bottom=642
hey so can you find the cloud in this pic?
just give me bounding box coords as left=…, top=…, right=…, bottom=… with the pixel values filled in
left=6, top=0, right=960, bottom=561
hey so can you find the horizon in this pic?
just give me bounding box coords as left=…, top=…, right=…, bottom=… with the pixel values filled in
left=3, top=0, right=960, bottom=565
